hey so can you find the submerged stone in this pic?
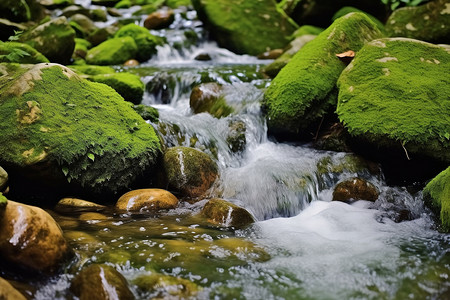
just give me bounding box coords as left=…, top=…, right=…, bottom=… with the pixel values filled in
left=423, top=166, right=450, bottom=232
left=263, top=12, right=383, bottom=137
left=116, top=189, right=179, bottom=212
left=332, top=177, right=379, bottom=202
left=133, top=273, right=200, bottom=298
left=201, top=198, right=255, bottom=228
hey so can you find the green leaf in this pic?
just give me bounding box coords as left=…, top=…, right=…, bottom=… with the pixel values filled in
left=62, top=166, right=69, bottom=176
left=88, top=153, right=95, bottom=161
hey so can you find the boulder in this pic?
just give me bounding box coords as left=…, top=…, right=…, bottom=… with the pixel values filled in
left=116, top=189, right=178, bottom=212
left=336, top=38, right=450, bottom=166
left=88, top=72, right=144, bottom=104
left=143, top=9, right=175, bottom=30
left=0, top=63, right=161, bottom=199
left=114, top=23, right=164, bottom=62
left=86, top=25, right=118, bottom=47
left=189, top=83, right=233, bottom=118
left=385, top=0, right=450, bottom=44
left=70, top=264, right=134, bottom=300
left=132, top=104, right=159, bottom=123
left=86, top=36, right=138, bottom=65
left=191, top=0, right=297, bottom=55
left=72, top=38, right=91, bottom=62
left=0, top=277, right=26, bottom=300
left=0, top=167, right=8, bottom=192
left=19, top=16, right=75, bottom=65
left=55, top=198, right=106, bottom=213
left=163, top=147, right=218, bottom=198
left=201, top=198, right=254, bottom=227
left=332, top=6, right=385, bottom=33
left=332, top=177, right=379, bottom=202
left=69, top=13, right=98, bottom=38
left=226, top=120, right=246, bottom=153
left=0, top=0, right=45, bottom=23
left=0, top=41, right=49, bottom=64
left=263, top=12, right=383, bottom=138
left=423, top=166, right=450, bottom=232
left=0, top=200, right=72, bottom=274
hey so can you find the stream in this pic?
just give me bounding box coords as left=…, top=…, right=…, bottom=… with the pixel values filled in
left=29, top=3, right=450, bottom=300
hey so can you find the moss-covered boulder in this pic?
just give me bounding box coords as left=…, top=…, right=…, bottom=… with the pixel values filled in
left=114, top=23, right=164, bottom=62
left=332, top=7, right=385, bottom=33
left=0, top=277, right=26, bottom=300
left=88, top=72, right=144, bottom=104
left=133, top=273, right=200, bottom=298
left=336, top=38, right=450, bottom=165
left=189, top=83, right=233, bottom=118
left=69, top=64, right=115, bottom=75
left=201, top=198, right=254, bottom=228
left=0, top=199, right=72, bottom=274
left=0, top=0, right=35, bottom=23
left=55, top=197, right=106, bottom=213
left=69, top=13, right=98, bottom=38
left=133, top=104, right=159, bottom=122
left=191, top=0, right=297, bottom=56
left=263, top=12, right=383, bottom=137
left=332, top=177, right=379, bottom=202
left=226, top=119, right=246, bottom=153
left=86, top=36, right=138, bottom=65
left=163, top=146, right=218, bottom=198
left=72, top=38, right=91, bottom=62
left=385, top=0, right=450, bottom=44
left=19, top=16, right=75, bottom=65
left=0, top=167, right=7, bottom=192
left=423, top=166, right=450, bottom=232
left=0, top=41, right=49, bottom=64
left=116, top=188, right=178, bottom=212
left=70, top=264, right=134, bottom=300
left=0, top=63, right=161, bottom=199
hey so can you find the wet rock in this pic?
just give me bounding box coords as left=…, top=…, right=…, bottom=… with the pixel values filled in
left=0, top=277, right=26, bottom=300
left=86, top=36, right=138, bottom=65
left=226, top=120, right=246, bottom=153
left=55, top=197, right=106, bottom=213
left=263, top=12, right=382, bottom=138
left=88, top=72, right=144, bottom=104
left=133, top=104, right=159, bottom=123
left=0, top=63, right=161, bottom=199
left=257, top=49, right=283, bottom=60
left=116, top=189, right=179, bottom=212
left=0, top=167, right=8, bottom=192
left=385, top=0, right=450, bottom=44
left=60, top=5, right=91, bottom=18
left=87, top=25, right=118, bottom=46
left=64, top=230, right=103, bottom=251
left=423, top=166, right=450, bottom=232
left=190, top=83, right=233, bottom=118
left=70, top=264, right=134, bottom=300
left=163, top=147, right=218, bottom=198
left=133, top=273, right=200, bottom=298
left=0, top=200, right=72, bottom=274
left=144, top=9, right=175, bottom=30
left=336, top=38, right=450, bottom=166
left=19, top=16, right=76, bottom=65
left=192, top=0, right=297, bottom=56
left=124, top=59, right=139, bottom=66
left=201, top=198, right=254, bottom=228
left=313, top=122, right=352, bottom=153
left=332, top=178, right=379, bottom=202
left=79, top=212, right=108, bottom=221
left=194, top=52, right=211, bottom=61
left=146, top=72, right=178, bottom=104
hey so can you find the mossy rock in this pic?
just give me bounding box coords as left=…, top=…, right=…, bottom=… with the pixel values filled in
left=165, top=0, right=192, bottom=8
left=163, top=146, right=218, bottom=198
left=332, top=177, right=379, bottom=202
left=0, top=0, right=32, bottom=23
left=191, top=0, right=297, bottom=56
left=69, top=64, right=115, bottom=75
left=133, top=273, right=200, bottom=298
left=88, top=72, right=144, bottom=104
left=86, top=36, right=138, bottom=65
left=263, top=12, right=383, bottom=137
left=385, top=0, right=450, bottom=44
left=0, top=41, right=49, bottom=64
left=201, top=198, right=255, bottom=228
left=70, top=264, right=134, bottom=300
left=226, top=119, right=246, bottom=153
left=133, top=104, right=159, bottom=122
left=0, top=63, right=161, bottom=198
left=423, top=166, right=450, bottom=232
left=86, top=25, right=118, bottom=47
left=0, top=167, right=8, bottom=192
left=189, top=83, right=233, bottom=118
left=19, top=16, right=76, bottom=65
left=336, top=38, right=450, bottom=164
left=69, top=13, right=98, bottom=38
left=114, top=23, right=164, bottom=62
left=332, top=6, right=385, bottom=33
left=0, top=193, right=7, bottom=208
left=39, top=0, right=74, bottom=9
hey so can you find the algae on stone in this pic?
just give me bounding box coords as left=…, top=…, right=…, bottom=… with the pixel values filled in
left=85, top=36, right=138, bottom=65
left=89, top=72, right=144, bottom=104
left=423, top=166, right=450, bottom=232
left=263, top=12, right=383, bottom=137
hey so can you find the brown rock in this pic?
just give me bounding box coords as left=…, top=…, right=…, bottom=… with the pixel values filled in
left=257, top=49, right=283, bottom=60
left=0, top=200, right=72, bottom=274
left=201, top=198, right=254, bottom=228
left=0, top=166, right=8, bottom=192
left=79, top=212, right=108, bottom=221
left=0, top=277, right=26, bottom=300
left=55, top=197, right=106, bottom=213
left=332, top=177, right=379, bottom=202
left=144, top=10, right=175, bottom=30
left=116, top=189, right=178, bottom=212
left=124, top=59, right=139, bottom=67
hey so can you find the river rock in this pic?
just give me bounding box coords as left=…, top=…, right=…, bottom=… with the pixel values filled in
left=0, top=42, right=49, bottom=64
left=87, top=25, right=118, bottom=46
left=0, top=0, right=45, bottom=23
left=19, top=16, right=75, bottom=65
left=144, top=9, right=175, bottom=30
left=70, top=264, right=134, bottom=300
left=114, top=23, right=164, bottom=62
left=201, top=198, right=255, bottom=227
left=88, top=72, right=144, bottom=104
left=86, top=36, right=138, bottom=65
left=133, top=273, right=199, bottom=298
left=163, top=146, right=218, bottom=198
left=116, top=189, right=179, bottom=212
left=79, top=212, right=108, bottom=221
left=423, top=166, right=450, bottom=232
left=263, top=12, right=383, bottom=138
left=332, top=178, right=379, bottom=202
left=336, top=38, right=450, bottom=167
left=72, top=38, right=91, bottom=62
left=39, top=0, right=74, bottom=9
left=385, top=0, right=450, bottom=44
left=124, top=59, right=139, bottom=66
left=0, top=63, right=161, bottom=199
left=332, top=7, right=385, bottom=33
left=0, top=167, right=8, bottom=192
left=226, top=120, right=246, bottom=153
left=69, top=13, right=98, bottom=38
left=0, top=277, right=26, bottom=300
left=0, top=200, right=72, bottom=274
left=55, top=198, right=106, bottom=213
left=133, top=104, right=159, bottom=123
left=189, top=83, right=233, bottom=118
left=191, top=0, right=297, bottom=56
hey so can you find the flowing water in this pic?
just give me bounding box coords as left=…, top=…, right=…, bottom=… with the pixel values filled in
left=24, top=4, right=450, bottom=300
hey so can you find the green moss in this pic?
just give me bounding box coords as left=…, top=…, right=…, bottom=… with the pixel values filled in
left=69, top=64, right=115, bottom=75
left=263, top=12, right=383, bottom=136
left=132, top=0, right=165, bottom=15
left=133, top=104, right=159, bottom=122
left=332, top=7, right=385, bottom=33
left=189, top=83, right=233, bottom=118
left=423, top=167, right=450, bottom=232
left=114, top=0, right=132, bottom=8
left=0, top=63, right=161, bottom=195
left=114, top=23, right=164, bottom=62
left=74, top=38, right=91, bottom=52
left=165, top=0, right=192, bottom=8
left=0, top=41, right=49, bottom=64
left=86, top=37, right=138, bottom=65
left=336, top=38, right=450, bottom=163
left=0, top=193, right=7, bottom=208
left=192, top=0, right=297, bottom=55
left=88, top=72, right=144, bottom=104
left=290, top=25, right=323, bottom=39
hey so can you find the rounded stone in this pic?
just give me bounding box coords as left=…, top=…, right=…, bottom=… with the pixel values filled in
left=124, top=59, right=139, bottom=66
left=0, top=166, right=8, bottom=191
left=0, top=277, right=26, bottom=300
left=332, top=177, right=379, bottom=202
left=79, top=212, right=108, bottom=221
left=55, top=197, right=106, bottom=213
left=143, top=10, right=175, bottom=30
left=201, top=198, right=254, bottom=228
left=116, top=189, right=179, bottom=212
